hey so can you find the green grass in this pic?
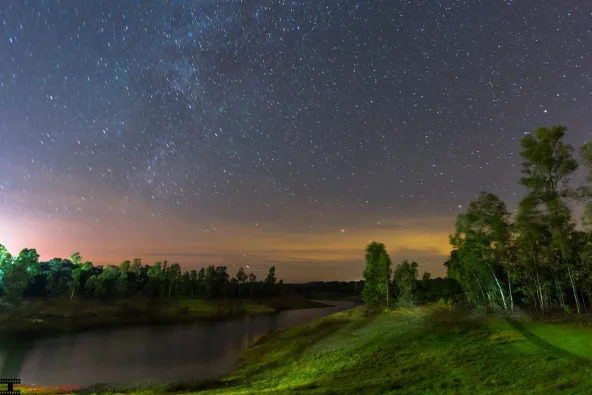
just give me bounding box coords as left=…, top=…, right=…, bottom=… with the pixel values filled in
left=0, top=297, right=328, bottom=337
left=88, top=304, right=592, bottom=395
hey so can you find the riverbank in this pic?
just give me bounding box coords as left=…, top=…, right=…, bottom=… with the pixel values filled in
left=0, top=297, right=329, bottom=338
left=89, top=304, right=592, bottom=394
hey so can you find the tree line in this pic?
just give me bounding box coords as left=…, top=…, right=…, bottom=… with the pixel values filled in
left=444, top=125, right=592, bottom=314
left=362, top=125, right=592, bottom=314
left=361, top=242, right=462, bottom=308
left=0, top=247, right=284, bottom=304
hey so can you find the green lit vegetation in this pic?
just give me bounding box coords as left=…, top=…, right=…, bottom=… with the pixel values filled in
left=0, top=248, right=338, bottom=335
left=7, top=125, right=592, bottom=393
left=85, top=125, right=592, bottom=394
left=78, top=305, right=592, bottom=394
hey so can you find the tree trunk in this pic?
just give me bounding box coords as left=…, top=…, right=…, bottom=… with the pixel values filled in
left=475, top=274, right=487, bottom=306
left=532, top=250, right=545, bottom=313
left=567, top=266, right=581, bottom=314
left=480, top=251, right=507, bottom=310
left=507, top=273, right=514, bottom=311
left=385, top=277, right=389, bottom=308
left=554, top=273, right=565, bottom=309
left=489, top=265, right=508, bottom=311
left=535, top=269, right=545, bottom=313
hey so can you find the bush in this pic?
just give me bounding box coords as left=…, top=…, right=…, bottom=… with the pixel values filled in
left=473, top=304, right=488, bottom=316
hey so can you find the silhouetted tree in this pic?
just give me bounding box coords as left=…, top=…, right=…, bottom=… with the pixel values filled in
left=362, top=242, right=392, bottom=307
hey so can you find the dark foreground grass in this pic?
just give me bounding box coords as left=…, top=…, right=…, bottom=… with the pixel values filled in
left=0, top=297, right=328, bottom=337
left=85, top=304, right=592, bottom=395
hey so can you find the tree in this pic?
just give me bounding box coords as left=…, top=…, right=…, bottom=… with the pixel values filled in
left=84, top=275, right=97, bottom=296
left=449, top=192, right=512, bottom=311
left=94, top=265, right=120, bottom=297
left=116, top=272, right=129, bottom=297
left=248, top=273, right=257, bottom=297
left=519, top=125, right=581, bottom=313
left=264, top=266, right=277, bottom=295
left=166, top=263, right=181, bottom=296
left=514, top=195, right=552, bottom=312
left=204, top=265, right=216, bottom=299
left=189, top=269, right=198, bottom=296
left=119, top=260, right=131, bottom=273
left=422, top=271, right=431, bottom=282
left=69, top=268, right=82, bottom=300
left=420, top=271, right=431, bottom=300
left=264, top=266, right=277, bottom=285
left=130, top=258, right=142, bottom=274
left=393, top=260, right=418, bottom=307
left=361, top=242, right=392, bottom=307
left=180, top=271, right=192, bottom=296
left=236, top=267, right=247, bottom=297
left=0, top=244, right=13, bottom=299
left=215, top=266, right=229, bottom=297
left=197, top=268, right=206, bottom=297
left=4, top=249, right=39, bottom=303
left=70, top=252, right=83, bottom=266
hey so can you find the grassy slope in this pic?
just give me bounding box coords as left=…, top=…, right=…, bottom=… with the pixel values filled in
left=103, top=304, right=592, bottom=395
left=0, top=297, right=328, bottom=337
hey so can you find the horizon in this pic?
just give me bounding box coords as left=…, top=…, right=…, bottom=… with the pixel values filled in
left=1, top=1, right=591, bottom=282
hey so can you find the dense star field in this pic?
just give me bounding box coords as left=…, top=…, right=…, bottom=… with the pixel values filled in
left=0, top=0, right=591, bottom=281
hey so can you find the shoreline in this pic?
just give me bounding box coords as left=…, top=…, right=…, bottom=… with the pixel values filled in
left=0, top=297, right=331, bottom=339
left=81, top=304, right=592, bottom=395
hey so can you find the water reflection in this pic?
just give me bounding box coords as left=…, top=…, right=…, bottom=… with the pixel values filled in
left=0, top=300, right=354, bottom=387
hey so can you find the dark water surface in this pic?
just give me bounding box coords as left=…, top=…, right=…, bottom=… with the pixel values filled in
left=0, top=300, right=356, bottom=387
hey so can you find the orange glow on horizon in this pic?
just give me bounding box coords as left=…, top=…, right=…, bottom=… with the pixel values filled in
left=0, top=174, right=455, bottom=282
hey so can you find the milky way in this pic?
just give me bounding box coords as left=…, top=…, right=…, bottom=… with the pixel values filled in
left=1, top=0, right=591, bottom=281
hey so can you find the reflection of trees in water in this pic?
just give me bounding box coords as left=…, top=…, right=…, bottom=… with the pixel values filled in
left=1, top=305, right=354, bottom=386
left=0, top=337, right=32, bottom=378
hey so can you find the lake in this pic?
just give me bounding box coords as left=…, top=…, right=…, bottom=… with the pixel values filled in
left=0, top=300, right=356, bottom=387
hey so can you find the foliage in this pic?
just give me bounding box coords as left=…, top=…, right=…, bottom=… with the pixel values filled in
left=392, top=260, right=419, bottom=307
left=444, top=124, right=592, bottom=314
left=361, top=242, right=392, bottom=307
left=0, top=247, right=286, bottom=303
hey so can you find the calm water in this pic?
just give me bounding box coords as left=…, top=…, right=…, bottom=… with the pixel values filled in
left=0, top=300, right=356, bottom=387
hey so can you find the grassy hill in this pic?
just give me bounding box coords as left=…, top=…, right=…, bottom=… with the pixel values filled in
left=92, top=304, right=592, bottom=395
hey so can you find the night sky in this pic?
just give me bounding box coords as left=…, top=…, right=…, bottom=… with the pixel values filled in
left=1, top=1, right=591, bottom=282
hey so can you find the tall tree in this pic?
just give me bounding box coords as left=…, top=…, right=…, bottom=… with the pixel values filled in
left=166, top=263, right=181, bottom=296
left=70, top=252, right=83, bottom=266
left=362, top=242, right=392, bottom=307
left=197, top=268, right=206, bottom=297
left=264, top=266, right=277, bottom=285
left=393, top=260, right=419, bottom=307
left=236, top=267, right=247, bottom=297
left=69, top=268, right=82, bottom=300
left=189, top=269, right=198, bottom=296
left=119, top=260, right=131, bottom=273
left=519, top=125, right=581, bottom=313
left=0, top=244, right=13, bottom=299
left=4, top=249, right=39, bottom=303
left=204, top=265, right=216, bottom=299
left=449, top=193, right=512, bottom=311
left=248, top=272, right=257, bottom=297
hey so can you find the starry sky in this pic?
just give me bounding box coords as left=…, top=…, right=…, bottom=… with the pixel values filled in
left=1, top=0, right=591, bottom=282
